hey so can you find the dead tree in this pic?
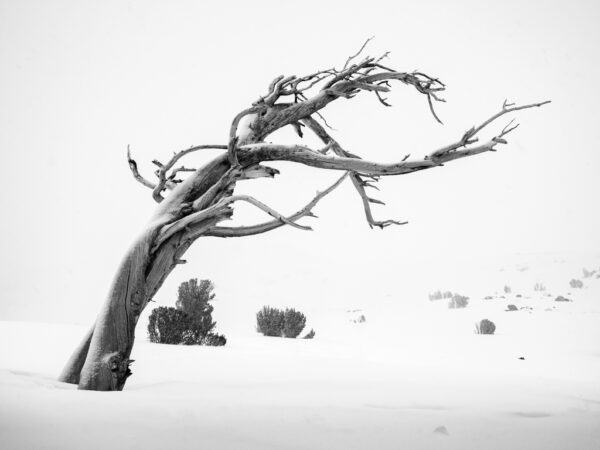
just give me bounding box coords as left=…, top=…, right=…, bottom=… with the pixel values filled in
left=59, top=44, right=549, bottom=391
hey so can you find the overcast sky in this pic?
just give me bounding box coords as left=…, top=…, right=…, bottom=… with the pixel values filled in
left=1, top=0, right=598, bottom=324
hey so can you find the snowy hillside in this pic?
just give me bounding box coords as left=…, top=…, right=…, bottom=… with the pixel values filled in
left=1, top=253, right=599, bottom=450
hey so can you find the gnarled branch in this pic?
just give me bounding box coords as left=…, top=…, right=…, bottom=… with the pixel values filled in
left=207, top=172, right=349, bottom=238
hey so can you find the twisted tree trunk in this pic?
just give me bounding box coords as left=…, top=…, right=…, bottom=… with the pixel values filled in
left=60, top=159, right=233, bottom=390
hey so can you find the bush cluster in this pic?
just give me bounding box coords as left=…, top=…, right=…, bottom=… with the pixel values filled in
left=448, top=294, right=469, bottom=309
left=475, top=319, right=496, bottom=335
left=147, top=279, right=226, bottom=346
left=256, top=306, right=309, bottom=338
left=428, top=290, right=453, bottom=301
left=569, top=279, right=584, bottom=289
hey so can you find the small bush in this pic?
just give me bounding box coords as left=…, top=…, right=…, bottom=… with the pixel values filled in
left=283, top=308, right=307, bottom=338
left=148, top=307, right=194, bottom=344
left=475, top=319, right=496, bottom=335
left=429, top=290, right=453, bottom=301
left=429, top=290, right=443, bottom=301
left=504, top=285, right=512, bottom=294
left=303, top=329, right=316, bottom=339
left=555, top=295, right=572, bottom=302
left=256, top=306, right=310, bottom=338
left=533, top=283, right=546, bottom=292
left=582, top=268, right=596, bottom=279
left=148, top=279, right=225, bottom=346
left=256, top=306, right=285, bottom=336
left=199, top=333, right=227, bottom=346
left=176, top=279, right=216, bottom=336
left=506, top=304, right=518, bottom=311
left=569, top=279, right=583, bottom=289
left=448, top=294, right=469, bottom=309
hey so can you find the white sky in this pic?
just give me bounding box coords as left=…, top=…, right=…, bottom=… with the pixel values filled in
left=1, top=0, right=599, bottom=324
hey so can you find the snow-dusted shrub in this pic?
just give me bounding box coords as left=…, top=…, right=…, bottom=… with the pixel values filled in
left=303, top=329, right=316, bottom=339
left=582, top=268, right=596, bottom=279
left=256, top=306, right=285, bottom=336
left=569, top=279, right=583, bottom=289
left=256, top=306, right=309, bottom=338
left=198, top=333, right=227, bottom=346
left=176, top=279, right=216, bottom=336
left=475, top=319, right=496, bottom=335
left=448, top=294, right=469, bottom=309
left=504, top=285, right=512, bottom=294
left=148, top=279, right=227, bottom=346
left=534, top=283, right=546, bottom=292
left=352, top=314, right=367, bottom=324
left=283, top=308, right=307, bottom=338
left=506, top=304, right=518, bottom=311
left=148, top=307, right=193, bottom=344
left=429, top=290, right=443, bottom=301
left=429, top=290, right=453, bottom=301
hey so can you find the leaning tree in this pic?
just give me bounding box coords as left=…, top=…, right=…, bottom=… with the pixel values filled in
left=59, top=44, right=548, bottom=391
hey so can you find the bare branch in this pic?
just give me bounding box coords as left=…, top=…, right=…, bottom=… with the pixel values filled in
left=207, top=173, right=349, bottom=238
left=225, top=195, right=313, bottom=231
left=302, top=117, right=406, bottom=228
left=343, top=37, right=374, bottom=70
left=429, top=100, right=551, bottom=161
left=239, top=98, right=550, bottom=179
left=127, top=145, right=156, bottom=191
left=227, top=105, right=266, bottom=165
left=151, top=144, right=228, bottom=202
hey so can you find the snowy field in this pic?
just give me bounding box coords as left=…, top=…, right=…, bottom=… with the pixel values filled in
left=1, top=253, right=599, bottom=450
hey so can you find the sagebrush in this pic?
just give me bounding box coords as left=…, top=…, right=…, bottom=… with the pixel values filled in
left=475, top=319, right=496, bottom=335
left=256, top=306, right=310, bottom=338
left=147, top=278, right=225, bottom=346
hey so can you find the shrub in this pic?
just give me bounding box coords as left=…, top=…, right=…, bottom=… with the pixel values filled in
left=569, top=279, right=583, bottom=289
left=256, top=306, right=310, bottom=338
left=475, top=319, right=496, bottom=335
left=303, top=329, right=316, bottom=339
left=198, top=333, right=227, bottom=346
left=283, top=308, right=306, bottom=338
left=352, top=314, right=366, bottom=323
left=429, top=290, right=453, bottom=301
left=582, top=268, right=596, bottom=279
left=256, top=306, right=285, bottom=336
left=428, top=290, right=443, bottom=301
left=504, top=285, right=512, bottom=294
left=506, top=304, right=518, bottom=311
left=148, top=278, right=225, bottom=346
left=533, top=283, right=546, bottom=292
left=148, top=307, right=194, bottom=344
left=448, top=294, right=469, bottom=309
left=176, top=279, right=216, bottom=336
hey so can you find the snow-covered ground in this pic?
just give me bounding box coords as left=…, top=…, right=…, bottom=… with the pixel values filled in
left=1, top=253, right=599, bottom=449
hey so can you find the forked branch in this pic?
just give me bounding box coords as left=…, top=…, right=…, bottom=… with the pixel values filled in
left=207, top=173, right=349, bottom=238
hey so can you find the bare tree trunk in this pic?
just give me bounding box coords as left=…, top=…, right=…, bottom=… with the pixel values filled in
left=61, top=161, right=233, bottom=391
left=58, top=323, right=94, bottom=384
left=78, top=231, right=154, bottom=390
